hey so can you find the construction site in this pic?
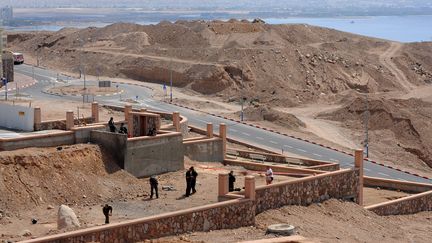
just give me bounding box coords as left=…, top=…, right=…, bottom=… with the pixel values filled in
left=0, top=19, right=431, bottom=243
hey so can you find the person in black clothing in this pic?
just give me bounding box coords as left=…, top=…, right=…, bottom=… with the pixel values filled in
left=228, top=171, right=236, bottom=192
left=149, top=176, right=159, bottom=199
left=102, top=204, right=113, bottom=224
left=190, top=167, right=198, bottom=194
left=108, top=117, right=116, bottom=132
left=185, top=168, right=192, bottom=197
left=119, top=123, right=128, bottom=134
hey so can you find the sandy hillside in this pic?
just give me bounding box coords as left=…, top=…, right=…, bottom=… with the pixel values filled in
left=6, top=20, right=432, bottom=176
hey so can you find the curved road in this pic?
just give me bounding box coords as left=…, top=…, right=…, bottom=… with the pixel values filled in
left=13, top=64, right=432, bottom=184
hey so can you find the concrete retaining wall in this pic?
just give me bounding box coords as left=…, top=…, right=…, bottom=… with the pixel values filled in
left=72, top=125, right=105, bottom=144
left=364, top=176, right=432, bottom=193
left=0, top=103, right=34, bottom=131
left=21, top=199, right=255, bottom=243
left=125, top=132, right=184, bottom=177
left=90, top=130, right=128, bottom=168
left=0, top=132, right=75, bottom=151
left=184, top=138, right=224, bottom=162
left=365, top=190, right=432, bottom=216
left=254, top=169, right=359, bottom=214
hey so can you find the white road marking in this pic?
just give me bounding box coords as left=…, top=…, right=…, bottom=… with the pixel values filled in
left=364, top=168, right=371, bottom=172
left=283, top=145, right=293, bottom=148
left=330, top=158, right=339, bottom=162
left=312, top=153, right=322, bottom=157
left=396, top=178, right=407, bottom=181
left=378, top=172, right=389, bottom=177
left=296, top=148, right=307, bottom=153
left=269, top=140, right=278, bottom=144
left=256, top=136, right=264, bottom=140
left=241, top=132, right=251, bottom=136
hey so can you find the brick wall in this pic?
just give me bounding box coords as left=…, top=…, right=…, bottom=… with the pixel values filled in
left=365, top=190, right=432, bottom=216
left=21, top=199, right=255, bottom=243
left=254, top=169, right=359, bottom=214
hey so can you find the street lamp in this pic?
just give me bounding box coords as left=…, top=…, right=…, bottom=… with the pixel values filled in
left=169, top=58, right=173, bottom=102
left=357, top=89, right=369, bottom=158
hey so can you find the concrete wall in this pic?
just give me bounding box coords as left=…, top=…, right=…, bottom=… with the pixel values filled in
left=254, top=169, right=359, bottom=214
left=21, top=199, right=255, bottom=243
left=0, top=103, right=34, bottom=131
left=184, top=138, right=224, bottom=162
left=364, top=176, right=432, bottom=193
left=0, top=132, right=75, bottom=151
left=90, top=130, right=128, bottom=168
left=365, top=190, right=432, bottom=216
left=125, top=132, right=184, bottom=177
left=38, top=117, right=94, bottom=131
left=73, top=125, right=105, bottom=144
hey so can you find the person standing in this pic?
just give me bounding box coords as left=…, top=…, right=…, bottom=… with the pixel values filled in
left=119, top=123, right=128, bottom=134
left=149, top=176, right=159, bottom=199
left=190, top=167, right=198, bottom=194
left=228, top=171, right=236, bottom=192
left=102, top=204, right=113, bottom=224
left=185, top=168, right=192, bottom=197
left=108, top=117, right=116, bottom=132
left=265, top=166, right=274, bottom=185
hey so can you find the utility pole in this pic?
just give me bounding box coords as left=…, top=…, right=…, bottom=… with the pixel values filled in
left=169, top=58, right=173, bottom=103
left=364, top=92, right=369, bottom=158
left=240, top=69, right=244, bottom=121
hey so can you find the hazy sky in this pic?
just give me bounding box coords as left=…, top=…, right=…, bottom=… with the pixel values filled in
left=1, top=0, right=431, bottom=9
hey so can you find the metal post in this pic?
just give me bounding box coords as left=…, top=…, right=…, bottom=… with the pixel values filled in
left=170, top=58, right=173, bottom=103
left=240, top=69, right=244, bottom=121
left=32, top=66, right=35, bottom=81
left=365, top=93, right=369, bottom=158
left=5, top=80, right=7, bottom=101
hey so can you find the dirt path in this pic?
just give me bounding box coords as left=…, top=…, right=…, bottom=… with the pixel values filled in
left=379, top=42, right=415, bottom=91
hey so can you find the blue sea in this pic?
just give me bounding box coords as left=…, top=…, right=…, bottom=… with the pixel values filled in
left=7, top=15, right=432, bottom=43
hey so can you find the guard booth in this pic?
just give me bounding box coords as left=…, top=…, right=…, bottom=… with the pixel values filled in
left=129, top=112, right=161, bottom=137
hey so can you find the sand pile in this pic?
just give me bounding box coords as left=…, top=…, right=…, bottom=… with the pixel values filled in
left=240, top=105, right=306, bottom=129
left=0, top=144, right=147, bottom=215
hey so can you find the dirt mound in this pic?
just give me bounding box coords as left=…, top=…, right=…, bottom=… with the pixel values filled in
left=240, top=105, right=305, bottom=129
left=0, top=144, right=147, bottom=215
left=319, top=96, right=432, bottom=168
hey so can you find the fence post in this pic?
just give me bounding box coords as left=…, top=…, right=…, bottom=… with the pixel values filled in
left=91, top=102, right=99, bottom=123
left=244, top=176, right=256, bottom=200
left=354, top=149, right=364, bottom=206
left=66, top=111, right=74, bottom=130
left=219, top=123, right=227, bottom=158
left=218, top=173, right=229, bottom=199
left=207, top=123, right=213, bottom=138
left=34, top=107, right=41, bottom=131
left=173, top=111, right=180, bottom=132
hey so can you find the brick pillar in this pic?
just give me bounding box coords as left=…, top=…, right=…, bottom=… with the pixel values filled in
left=34, top=107, right=41, bottom=131
left=66, top=111, right=74, bottom=130
left=219, top=123, right=227, bottom=158
left=354, top=149, right=364, bottom=206
left=218, top=173, right=229, bottom=198
left=124, top=105, right=132, bottom=122
left=244, top=176, right=256, bottom=200
left=206, top=123, right=213, bottom=138
left=173, top=112, right=180, bottom=132
left=91, top=102, right=99, bottom=123
left=127, top=113, right=133, bottom=138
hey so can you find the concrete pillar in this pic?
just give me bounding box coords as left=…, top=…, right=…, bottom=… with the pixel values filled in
left=66, top=111, right=74, bottom=130
left=127, top=113, right=133, bottom=138
left=218, top=173, right=229, bottom=197
left=244, top=176, right=256, bottom=200
left=173, top=111, right=180, bottom=132
left=219, top=123, right=227, bottom=158
left=34, top=107, right=41, bottom=131
left=354, top=149, right=364, bottom=206
left=206, top=123, right=213, bottom=138
left=91, top=102, right=99, bottom=123
left=124, top=105, right=132, bottom=122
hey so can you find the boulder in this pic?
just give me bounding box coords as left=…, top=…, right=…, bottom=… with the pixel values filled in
left=57, top=205, right=80, bottom=230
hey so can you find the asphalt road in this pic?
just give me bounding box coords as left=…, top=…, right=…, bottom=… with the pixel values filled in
left=12, top=64, right=432, bottom=184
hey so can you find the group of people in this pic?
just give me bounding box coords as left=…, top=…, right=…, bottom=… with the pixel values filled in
left=108, top=117, right=128, bottom=134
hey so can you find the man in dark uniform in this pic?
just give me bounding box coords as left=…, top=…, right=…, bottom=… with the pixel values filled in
left=149, top=176, right=159, bottom=199
left=228, top=171, right=236, bottom=192
left=108, top=117, right=116, bottom=132
left=190, top=167, right=198, bottom=194
left=119, top=123, right=128, bottom=134
left=102, top=204, right=113, bottom=224
left=185, top=168, right=192, bottom=197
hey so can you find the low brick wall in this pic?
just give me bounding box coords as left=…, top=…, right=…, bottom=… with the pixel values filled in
left=0, top=131, right=75, bottom=151
left=21, top=199, right=255, bottom=243
left=184, top=137, right=224, bottom=162
left=38, top=117, right=94, bottom=131
left=255, top=169, right=359, bottom=214
left=224, top=159, right=325, bottom=176
left=364, top=176, right=432, bottom=193
left=365, top=190, right=432, bottom=216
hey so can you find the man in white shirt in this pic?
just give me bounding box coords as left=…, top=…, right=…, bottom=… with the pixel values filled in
left=265, top=166, right=273, bottom=185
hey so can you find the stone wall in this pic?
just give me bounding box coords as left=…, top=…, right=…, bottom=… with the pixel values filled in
left=224, top=159, right=325, bottom=176
left=184, top=138, right=224, bottom=162
left=20, top=199, right=255, bottom=243
left=254, top=169, right=359, bottom=214
left=364, top=176, right=432, bottom=193
left=125, top=132, right=184, bottom=177
left=38, top=117, right=94, bottom=131
left=365, top=190, right=432, bottom=216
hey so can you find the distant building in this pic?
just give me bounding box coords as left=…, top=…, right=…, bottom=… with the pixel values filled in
left=0, top=6, right=13, bottom=25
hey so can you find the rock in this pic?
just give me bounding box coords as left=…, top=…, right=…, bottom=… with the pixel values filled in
left=57, top=204, right=80, bottom=230
left=47, top=205, right=54, bottom=210
left=82, top=195, right=87, bottom=199
left=21, top=230, right=32, bottom=237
